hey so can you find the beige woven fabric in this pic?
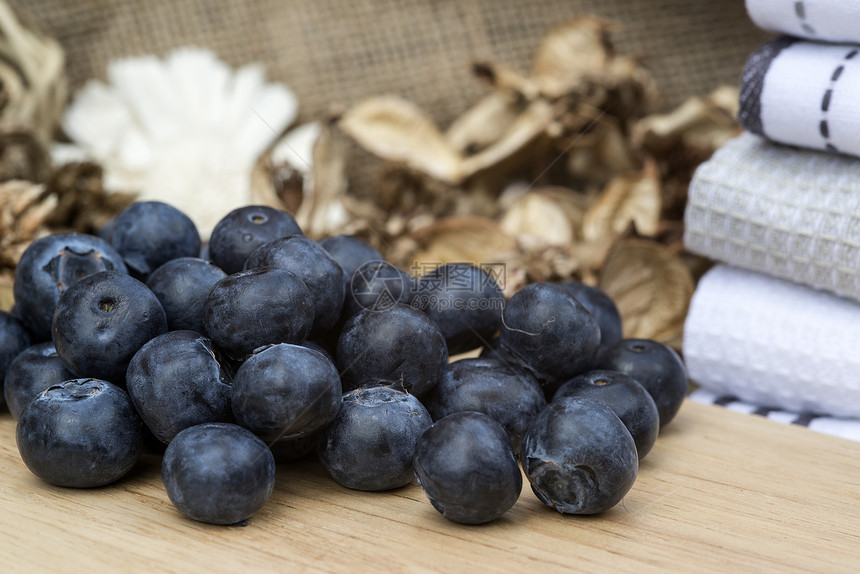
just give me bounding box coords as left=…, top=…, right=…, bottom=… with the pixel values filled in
left=9, top=0, right=770, bottom=126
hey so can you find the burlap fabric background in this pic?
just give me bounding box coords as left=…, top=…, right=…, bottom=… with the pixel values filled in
left=9, top=0, right=770, bottom=126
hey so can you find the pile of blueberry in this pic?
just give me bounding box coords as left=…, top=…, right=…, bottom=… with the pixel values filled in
left=0, top=201, right=688, bottom=526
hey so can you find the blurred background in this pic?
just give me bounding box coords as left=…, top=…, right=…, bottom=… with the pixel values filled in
left=0, top=0, right=774, bottom=348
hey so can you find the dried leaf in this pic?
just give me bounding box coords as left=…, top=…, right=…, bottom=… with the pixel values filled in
left=499, top=187, right=589, bottom=248
left=407, top=216, right=518, bottom=270
left=339, top=95, right=463, bottom=184
left=531, top=16, right=615, bottom=99
left=0, top=179, right=52, bottom=269
left=598, top=237, right=694, bottom=345
left=460, top=99, right=555, bottom=179
left=565, top=116, right=638, bottom=189
left=445, top=92, right=525, bottom=156
left=0, top=271, right=13, bottom=311
left=471, top=61, right=539, bottom=100
left=582, top=159, right=661, bottom=243
left=633, top=85, right=741, bottom=154
left=297, top=119, right=350, bottom=238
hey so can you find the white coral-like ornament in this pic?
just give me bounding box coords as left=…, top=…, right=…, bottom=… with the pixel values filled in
left=53, top=48, right=298, bottom=237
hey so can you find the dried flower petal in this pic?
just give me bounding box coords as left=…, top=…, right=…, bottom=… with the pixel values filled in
left=582, top=159, right=661, bottom=242
left=405, top=216, right=518, bottom=270
left=339, top=95, right=463, bottom=184
left=598, top=236, right=694, bottom=345
left=531, top=16, right=615, bottom=99
left=499, top=187, right=589, bottom=248
left=445, top=92, right=525, bottom=156
left=460, top=99, right=555, bottom=180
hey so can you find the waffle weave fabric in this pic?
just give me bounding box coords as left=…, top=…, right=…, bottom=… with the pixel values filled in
left=683, top=264, right=860, bottom=419
left=684, top=132, right=860, bottom=302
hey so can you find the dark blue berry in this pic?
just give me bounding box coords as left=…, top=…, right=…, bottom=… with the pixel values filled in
left=413, top=411, right=522, bottom=524
left=521, top=396, right=638, bottom=514
left=202, top=267, right=314, bottom=360
left=318, top=385, right=432, bottom=491
left=595, top=338, right=688, bottom=428
left=245, top=235, right=345, bottom=338
left=499, top=282, right=600, bottom=388
left=51, top=270, right=168, bottom=384
left=162, top=422, right=276, bottom=525
left=146, top=257, right=227, bottom=333
left=4, top=342, right=73, bottom=419
left=0, top=310, right=31, bottom=410
left=336, top=304, right=448, bottom=398
left=13, top=233, right=127, bottom=341
left=319, top=234, right=384, bottom=292
left=232, top=343, right=341, bottom=443
left=126, top=330, right=234, bottom=444
left=413, top=263, right=505, bottom=354
left=16, top=378, right=142, bottom=487
left=345, top=260, right=413, bottom=317
left=107, top=201, right=201, bottom=281
left=208, top=205, right=302, bottom=274
left=558, top=281, right=623, bottom=345
left=553, top=370, right=659, bottom=459
left=423, top=357, right=545, bottom=456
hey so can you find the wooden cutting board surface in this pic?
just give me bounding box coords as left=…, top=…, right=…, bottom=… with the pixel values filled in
left=1, top=400, right=858, bottom=573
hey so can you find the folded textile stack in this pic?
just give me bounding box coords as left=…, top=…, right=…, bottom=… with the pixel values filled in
left=683, top=0, right=860, bottom=441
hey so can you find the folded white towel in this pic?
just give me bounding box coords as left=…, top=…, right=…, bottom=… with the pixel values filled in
left=739, top=37, right=860, bottom=157
left=684, top=132, right=860, bottom=302
left=683, top=264, right=860, bottom=419
left=746, top=0, right=860, bottom=44
left=689, top=388, right=860, bottom=442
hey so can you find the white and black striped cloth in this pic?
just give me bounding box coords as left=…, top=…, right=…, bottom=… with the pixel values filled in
left=746, top=0, right=860, bottom=44
left=690, top=388, right=860, bottom=442
left=739, top=37, right=860, bottom=157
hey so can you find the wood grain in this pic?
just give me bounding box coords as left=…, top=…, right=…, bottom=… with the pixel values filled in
left=1, top=400, right=859, bottom=573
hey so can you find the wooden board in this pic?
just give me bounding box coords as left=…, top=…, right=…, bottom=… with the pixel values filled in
left=1, top=400, right=859, bottom=573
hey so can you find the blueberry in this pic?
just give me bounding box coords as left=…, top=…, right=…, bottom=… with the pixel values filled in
left=162, top=422, right=276, bottom=525
left=107, top=201, right=201, bottom=281
left=552, top=370, right=659, bottom=459
left=521, top=396, right=638, bottom=514
left=345, top=260, right=413, bottom=317
left=413, top=263, right=505, bottom=354
left=318, top=385, right=433, bottom=491
left=13, top=233, right=127, bottom=341
left=245, top=235, right=345, bottom=338
left=413, top=411, right=522, bottom=524
left=146, top=257, right=227, bottom=333
left=558, top=281, right=623, bottom=345
left=4, top=342, right=73, bottom=419
left=16, top=378, right=142, bottom=487
left=203, top=267, right=314, bottom=360
left=499, top=282, right=600, bottom=388
left=52, top=270, right=168, bottom=384
left=595, top=338, right=688, bottom=428
left=479, top=335, right=527, bottom=366
left=319, top=234, right=384, bottom=292
left=126, top=330, right=234, bottom=444
left=269, top=433, right=320, bottom=463
left=0, top=310, right=31, bottom=410
left=232, top=343, right=341, bottom=443
left=337, top=304, right=448, bottom=398
left=208, top=205, right=302, bottom=274
left=423, top=357, right=546, bottom=456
